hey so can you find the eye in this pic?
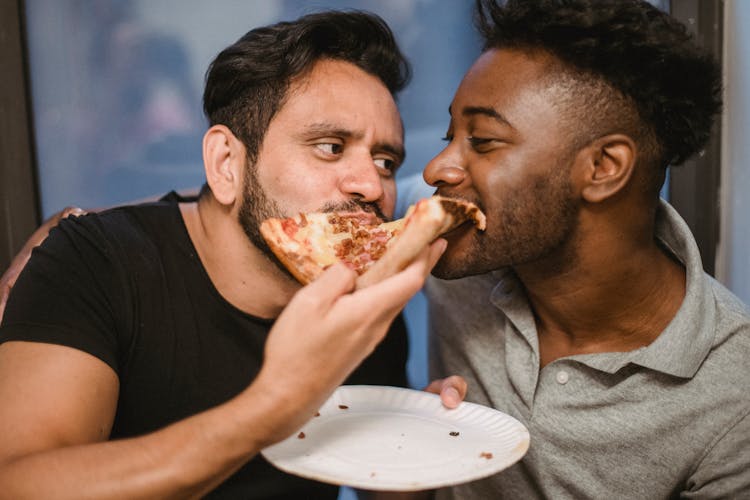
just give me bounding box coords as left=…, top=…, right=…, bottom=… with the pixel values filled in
left=374, top=157, right=397, bottom=176
left=315, top=143, right=343, bottom=155
left=467, top=136, right=498, bottom=152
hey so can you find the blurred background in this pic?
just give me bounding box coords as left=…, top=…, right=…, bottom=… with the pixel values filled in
left=22, top=0, right=483, bottom=212
left=1, top=0, right=747, bottom=412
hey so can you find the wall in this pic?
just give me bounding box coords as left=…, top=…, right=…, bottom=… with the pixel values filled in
left=717, top=0, right=750, bottom=304
left=24, top=0, right=480, bottom=217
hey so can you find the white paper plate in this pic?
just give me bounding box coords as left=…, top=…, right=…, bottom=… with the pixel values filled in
left=261, top=385, right=530, bottom=491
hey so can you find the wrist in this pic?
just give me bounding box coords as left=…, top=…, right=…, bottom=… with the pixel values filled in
left=236, top=371, right=324, bottom=449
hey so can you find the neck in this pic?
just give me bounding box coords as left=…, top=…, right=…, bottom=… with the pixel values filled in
left=179, top=196, right=300, bottom=319
left=516, top=207, right=686, bottom=367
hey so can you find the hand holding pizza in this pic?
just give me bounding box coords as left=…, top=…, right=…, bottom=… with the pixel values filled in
left=260, top=196, right=485, bottom=288
left=247, top=238, right=447, bottom=445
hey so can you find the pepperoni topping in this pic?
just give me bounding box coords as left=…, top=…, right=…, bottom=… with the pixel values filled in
left=333, top=224, right=394, bottom=274
left=281, top=219, right=299, bottom=237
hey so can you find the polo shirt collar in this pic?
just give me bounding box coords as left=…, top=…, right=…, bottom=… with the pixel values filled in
left=490, top=200, right=715, bottom=379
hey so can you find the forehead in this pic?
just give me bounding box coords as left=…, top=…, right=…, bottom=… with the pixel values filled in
left=452, top=48, right=568, bottom=126
left=276, top=59, right=403, bottom=139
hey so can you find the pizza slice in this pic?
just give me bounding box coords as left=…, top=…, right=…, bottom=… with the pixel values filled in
left=260, top=195, right=486, bottom=288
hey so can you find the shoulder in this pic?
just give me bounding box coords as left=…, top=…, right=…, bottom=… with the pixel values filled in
left=707, top=276, right=750, bottom=357
left=690, top=277, right=750, bottom=407
left=92, top=200, right=180, bottom=237
left=17, top=201, right=183, bottom=298
left=53, top=201, right=181, bottom=255
left=709, top=276, right=750, bottom=329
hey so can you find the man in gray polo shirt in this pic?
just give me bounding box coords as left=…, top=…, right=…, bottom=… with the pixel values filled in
left=421, top=0, right=750, bottom=497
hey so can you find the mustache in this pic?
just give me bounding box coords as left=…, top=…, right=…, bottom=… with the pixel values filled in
left=319, top=199, right=389, bottom=221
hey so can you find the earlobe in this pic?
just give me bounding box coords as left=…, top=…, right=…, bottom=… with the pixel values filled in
left=580, top=134, right=636, bottom=203
left=203, top=125, right=244, bottom=205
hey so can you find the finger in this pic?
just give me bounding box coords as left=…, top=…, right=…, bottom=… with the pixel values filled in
left=348, top=248, right=436, bottom=316
left=61, top=206, right=87, bottom=218
left=427, top=238, right=448, bottom=271
left=423, top=379, right=443, bottom=395
left=439, top=375, right=467, bottom=409
left=383, top=238, right=446, bottom=294
left=423, top=376, right=468, bottom=408
left=317, top=239, right=446, bottom=324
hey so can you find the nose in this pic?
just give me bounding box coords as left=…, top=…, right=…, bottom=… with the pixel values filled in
left=423, top=147, right=467, bottom=188
left=338, top=159, right=385, bottom=203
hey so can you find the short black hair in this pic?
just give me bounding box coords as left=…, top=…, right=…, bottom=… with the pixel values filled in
left=203, top=10, right=411, bottom=165
left=475, top=0, right=722, bottom=172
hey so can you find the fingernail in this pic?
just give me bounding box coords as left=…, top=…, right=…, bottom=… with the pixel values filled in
left=443, top=387, right=460, bottom=408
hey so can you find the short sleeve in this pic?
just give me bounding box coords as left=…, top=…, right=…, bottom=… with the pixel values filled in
left=683, top=410, right=750, bottom=497
left=0, top=214, right=131, bottom=373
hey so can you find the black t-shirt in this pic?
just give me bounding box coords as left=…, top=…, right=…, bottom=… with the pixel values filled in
left=0, top=196, right=408, bottom=499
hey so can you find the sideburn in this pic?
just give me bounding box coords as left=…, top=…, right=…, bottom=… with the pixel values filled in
left=237, top=158, right=285, bottom=259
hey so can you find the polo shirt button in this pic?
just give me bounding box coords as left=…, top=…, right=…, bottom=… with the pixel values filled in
left=556, top=370, right=569, bottom=385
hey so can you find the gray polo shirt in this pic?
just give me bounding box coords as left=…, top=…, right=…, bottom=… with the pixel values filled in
left=427, top=201, right=750, bottom=499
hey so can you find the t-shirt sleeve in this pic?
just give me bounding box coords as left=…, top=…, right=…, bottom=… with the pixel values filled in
left=682, top=410, right=750, bottom=497
left=0, top=214, right=131, bottom=373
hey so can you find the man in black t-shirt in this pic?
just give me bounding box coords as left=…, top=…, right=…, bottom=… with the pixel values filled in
left=0, top=11, right=461, bottom=499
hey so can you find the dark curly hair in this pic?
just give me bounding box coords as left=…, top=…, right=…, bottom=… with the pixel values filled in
left=475, top=0, right=722, bottom=177
left=203, top=10, right=411, bottom=166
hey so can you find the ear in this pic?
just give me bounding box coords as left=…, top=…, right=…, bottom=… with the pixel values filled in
left=203, top=125, right=245, bottom=206
left=577, top=134, right=636, bottom=203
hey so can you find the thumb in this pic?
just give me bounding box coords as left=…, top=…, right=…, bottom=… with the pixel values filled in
left=424, top=375, right=467, bottom=409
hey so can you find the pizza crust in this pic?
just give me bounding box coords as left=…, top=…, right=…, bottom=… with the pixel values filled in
left=355, top=196, right=485, bottom=288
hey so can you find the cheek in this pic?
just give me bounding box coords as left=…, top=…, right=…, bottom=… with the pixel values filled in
left=257, top=161, right=337, bottom=210
left=381, top=180, right=397, bottom=218
left=467, top=164, right=511, bottom=222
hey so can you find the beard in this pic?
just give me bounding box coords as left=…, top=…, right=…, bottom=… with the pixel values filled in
left=432, top=159, right=580, bottom=280
left=237, top=158, right=388, bottom=275
left=238, top=160, right=286, bottom=263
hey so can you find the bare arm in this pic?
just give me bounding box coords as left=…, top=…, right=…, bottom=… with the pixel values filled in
left=0, top=242, right=444, bottom=499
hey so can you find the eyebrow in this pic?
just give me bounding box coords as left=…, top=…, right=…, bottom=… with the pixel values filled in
left=374, top=142, right=405, bottom=164
left=304, top=122, right=358, bottom=139
left=303, top=122, right=405, bottom=163
left=449, top=105, right=514, bottom=128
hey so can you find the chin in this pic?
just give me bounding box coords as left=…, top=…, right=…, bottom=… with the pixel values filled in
left=430, top=262, right=462, bottom=280
left=431, top=244, right=473, bottom=280
left=435, top=226, right=473, bottom=266
left=432, top=229, right=502, bottom=279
